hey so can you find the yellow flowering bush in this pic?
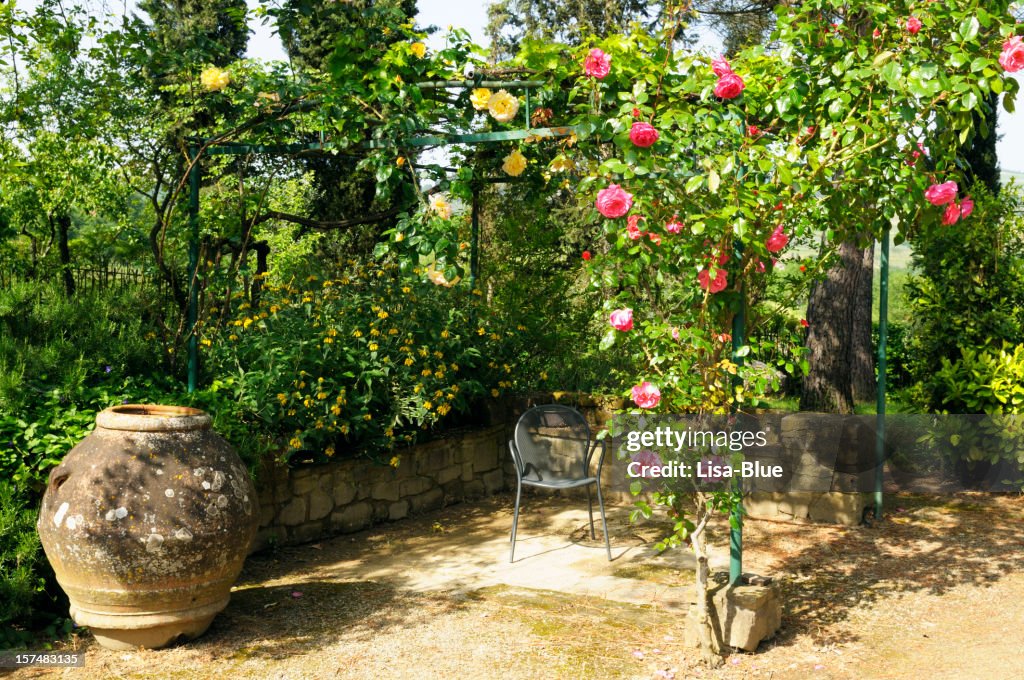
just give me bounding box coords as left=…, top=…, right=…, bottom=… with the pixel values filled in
left=470, top=87, right=492, bottom=111
left=206, top=259, right=526, bottom=463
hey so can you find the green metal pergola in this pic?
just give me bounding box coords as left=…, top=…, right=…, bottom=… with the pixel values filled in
left=183, top=78, right=894, bottom=586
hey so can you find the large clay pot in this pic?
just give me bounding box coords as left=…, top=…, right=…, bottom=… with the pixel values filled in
left=37, top=405, right=259, bottom=650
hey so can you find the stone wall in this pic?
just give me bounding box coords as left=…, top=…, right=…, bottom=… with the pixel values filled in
left=251, top=424, right=509, bottom=552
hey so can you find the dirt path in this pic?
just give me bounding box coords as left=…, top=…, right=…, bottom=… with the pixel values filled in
left=12, top=493, right=1024, bottom=679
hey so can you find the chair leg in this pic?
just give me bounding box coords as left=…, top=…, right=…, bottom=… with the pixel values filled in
left=510, top=477, right=523, bottom=562
left=586, top=485, right=596, bottom=540
left=595, top=481, right=612, bottom=561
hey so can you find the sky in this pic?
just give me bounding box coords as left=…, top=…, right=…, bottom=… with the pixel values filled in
left=12, top=0, right=1024, bottom=173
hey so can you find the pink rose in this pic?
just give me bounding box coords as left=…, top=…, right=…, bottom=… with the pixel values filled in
left=629, top=121, right=659, bottom=148
left=671, top=327, right=680, bottom=341
left=595, top=184, right=633, bottom=218
left=697, top=267, right=728, bottom=294
left=960, top=197, right=974, bottom=218
left=648, top=233, right=662, bottom=246
left=609, top=308, right=633, bottom=331
left=712, top=56, right=733, bottom=77
left=665, top=218, right=683, bottom=234
left=584, top=48, right=611, bottom=79
left=626, top=213, right=645, bottom=239
left=906, top=16, right=922, bottom=35
left=942, top=202, right=961, bottom=226
left=766, top=224, right=789, bottom=253
left=924, top=181, right=958, bottom=206
left=714, top=72, right=745, bottom=99
left=1000, top=36, right=1024, bottom=73
left=872, top=28, right=881, bottom=39
left=631, top=450, right=663, bottom=477
left=631, top=381, right=661, bottom=409
left=716, top=252, right=730, bottom=266
left=748, top=124, right=761, bottom=137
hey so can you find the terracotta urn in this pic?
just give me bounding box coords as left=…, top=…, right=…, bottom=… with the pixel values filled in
left=37, top=405, right=259, bottom=650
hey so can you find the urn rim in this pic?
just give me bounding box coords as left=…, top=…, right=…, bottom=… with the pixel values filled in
left=96, top=404, right=212, bottom=432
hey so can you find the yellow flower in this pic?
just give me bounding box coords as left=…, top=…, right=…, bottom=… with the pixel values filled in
left=369, top=342, right=379, bottom=351
left=437, top=404, right=451, bottom=416
left=477, top=327, right=486, bottom=336
left=317, top=391, right=328, bottom=400
left=200, top=338, right=212, bottom=347
left=287, top=409, right=296, bottom=416
left=370, top=328, right=381, bottom=337
left=378, top=310, right=389, bottom=319
left=440, top=329, right=450, bottom=339
left=396, top=156, right=406, bottom=167
left=340, top=424, right=350, bottom=435
left=289, top=437, right=302, bottom=449
left=550, top=156, right=576, bottom=173
left=502, top=149, right=528, bottom=177
left=429, top=194, right=452, bottom=219
left=325, top=446, right=335, bottom=457
left=323, top=337, right=334, bottom=344
left=404, top=358, right=415, bottom=366
left=401, top=286, right=411, bottom=294
left=228, top=334, right=238, bottom=341
left=390, top=455, right=401, bottom=468
left=487, top=89, right=520, bottom=123
left=243, top=318, right=254, bottom=329
left=388, top=328, right=399, bottom=335
left=200, top=66, right=230, bottom=92
left=423, top=401, right=433, bottom=410
left=353, top=330, right=363, bottom=338
left=363, top=414, right=373, bottom=421
left=395, top=232, right=405, bottom=242
left=491, top=389, right=500, bottom=397
left=540, top=371, right=548, bottom=380
left=470, top=87, right=492, bottom=111
left=410, top=42, right=426, bottom=59
left=304, top=398, right=314, bottom=408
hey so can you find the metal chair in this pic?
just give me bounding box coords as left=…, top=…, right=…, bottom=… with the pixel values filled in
left=507, top=404, right=612, bottom=562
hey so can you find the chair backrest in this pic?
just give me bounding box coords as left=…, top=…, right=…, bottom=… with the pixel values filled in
left=513, top=405, right=592, bottom=480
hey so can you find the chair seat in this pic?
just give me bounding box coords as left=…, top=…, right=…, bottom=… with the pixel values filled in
left=521, top=476, right=598, bottom=490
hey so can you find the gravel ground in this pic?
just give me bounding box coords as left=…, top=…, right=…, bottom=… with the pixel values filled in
left=12, top=492, right=1024, bottom=680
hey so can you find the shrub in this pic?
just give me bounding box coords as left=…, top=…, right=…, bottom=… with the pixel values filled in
left=203, top=260, right=529, bottom=464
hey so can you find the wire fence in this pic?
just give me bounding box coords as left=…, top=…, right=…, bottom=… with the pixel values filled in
left=0, top=264, right=174, bottom=298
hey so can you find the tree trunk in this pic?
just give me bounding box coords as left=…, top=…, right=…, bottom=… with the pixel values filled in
left=800, top=239, right=874, bottom=413
left=851, top=244, right=876, bottom=401
left=691, top=513, right=724, bottom=667
left=55, top=213, right=75, bottom=297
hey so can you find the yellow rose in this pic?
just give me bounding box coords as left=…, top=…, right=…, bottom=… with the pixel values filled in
left=470, top=88, right=492, bottom=111
left=411, top=42, right=426, bottom=59
left=487, top=89, right=520, bottom=123
left=502, top=149, right=527, bottom=177
left=429, top=194, right=452, bottom=219
left=200, top=66, right=230, bottom=92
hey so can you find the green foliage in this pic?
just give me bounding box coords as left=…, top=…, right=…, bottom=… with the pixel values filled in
left=933, top=343, right=1024, bottom=414
left=907, top=187, right=1024, bottom=410
left=0, top=481, right=45, bottom=635
left=203, top=259, right=529, bottom=464
left=874, top=321, right=913, bottom=390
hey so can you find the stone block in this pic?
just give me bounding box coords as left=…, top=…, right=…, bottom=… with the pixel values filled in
left=742, top=492, right=781, bottom=519
left=473, top=446, right=499, bottom=473
left=291, top=469, right=319, bottom=496
left=388, top=500, right=409, bottom=521
left=436, top=464, right=462, bottom=486
left=464, top=479, right=485, bottom=498
left=290, top=522, right=325, bottom=544
left=409, top=487, right=444, bottom=513
left=686, top=582, right=782, bottom=653
left=482, top=469, right=505, bottom=495
left=461, top=461, right=474, bottom=482
left=330, top=502, right=372, bottom=533
left=308, top=489, right=334, bottom=521
left=277, top=497, right=307, bottom=526
left=442, top=479, right=463, bottom=501
left=371, top=480, right=400, bottom=502
left=399, top=476, right=431, bottom=497
left=777, top=492, right=814, bottom=520
left=372, top=501, right=389, bottom=522
left=332, top=480, right=356, bottom=507
left=808, top=492, right=869, bottom=526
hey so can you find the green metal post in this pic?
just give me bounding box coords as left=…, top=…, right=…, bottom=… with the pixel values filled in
left=875, top=228, right=890, bottom=518
left=729, top=243, right=745, bottom=586
left=470, top=184, right=480, bottom=291
left=187, top=146, right=201, bottom=393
